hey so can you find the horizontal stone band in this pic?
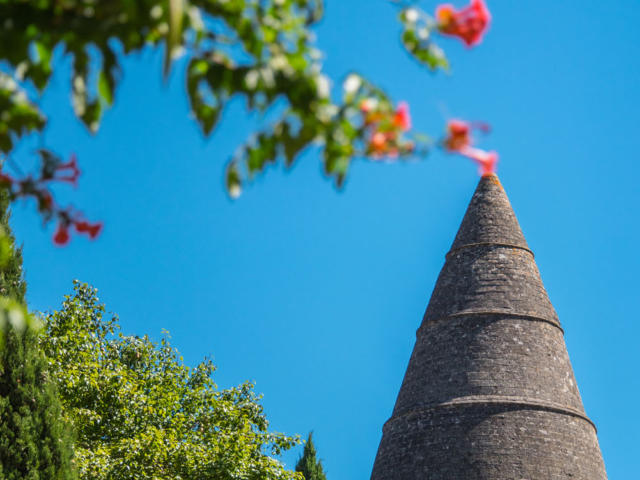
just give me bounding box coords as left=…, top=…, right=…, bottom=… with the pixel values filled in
left=386, top=394, right=596, bottom=433
left=446, top=242, right=535, bottom=260
left=420, top=310, right=563, bottom=334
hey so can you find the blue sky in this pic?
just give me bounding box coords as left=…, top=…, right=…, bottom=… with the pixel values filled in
left=9, top=0, right=640, bottom=478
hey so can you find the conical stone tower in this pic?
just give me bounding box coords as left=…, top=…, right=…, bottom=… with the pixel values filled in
left=371, top=175, right=606, bottom=479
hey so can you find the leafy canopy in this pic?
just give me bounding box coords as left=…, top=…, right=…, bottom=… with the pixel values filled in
left=39, top=281, right=302, bottom=480
left=0, top=0, right=467, bottom=228
left=0, top=0, right=496, bottom=245
left=0, top=0, right=420, bottom=193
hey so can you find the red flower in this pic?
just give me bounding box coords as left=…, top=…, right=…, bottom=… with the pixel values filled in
left=444, top=119, right=472, bottom=151
left=56, top=153, right=81, bottom=187
left=460, top=146, right=498, bottom=176
left=362, top=100, right=416, bottom=160
left=53, top=223, right=70, bottom=246
left=443, top=119, right=498, bottom=175
left=436, top=0, right=491, bottom=47
left=371, top=131, right=387, bottom=149
left=74, top=220, right=103, bottom=239
left=368, top=131, right=389, bottom=157
left=57, top=153, right=78, bottom=171
left=443, top=119, right=492, bottom=151
left=393, top=102, right=412, bottom=131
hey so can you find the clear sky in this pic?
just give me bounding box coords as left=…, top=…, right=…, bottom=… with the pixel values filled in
left=9, top=0, right=640, bottom=478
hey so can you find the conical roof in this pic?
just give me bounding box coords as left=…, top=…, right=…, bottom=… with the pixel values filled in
left=371, top=175, right=607, bottom=480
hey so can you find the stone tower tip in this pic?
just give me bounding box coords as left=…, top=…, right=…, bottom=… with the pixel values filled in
left=450, top=174, right=529, bottom=253
left=370, top=177, right=607, bottom=480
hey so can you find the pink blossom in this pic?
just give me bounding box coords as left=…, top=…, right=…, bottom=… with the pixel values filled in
left=436, top=0, right=491, bottom=47
left=393, top=102, right=412, bottom=131
left=460, top=146, right=498, bottom=176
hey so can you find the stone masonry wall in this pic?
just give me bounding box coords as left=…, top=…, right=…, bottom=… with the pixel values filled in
left=372, top=404, right=606, bottom=480
left=370, top=175, right=607, bottom=480
left=392, top=315, right=584, bottom=417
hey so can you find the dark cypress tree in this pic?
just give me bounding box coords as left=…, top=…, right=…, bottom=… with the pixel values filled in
left=0, top=187, right=75, bottom=479
left=0, top=188, right=25, bottom=302
left=295, top=432, right=327, bottom=480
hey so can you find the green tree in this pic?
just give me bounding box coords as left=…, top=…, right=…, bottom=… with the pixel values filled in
left=295, top=432, right=327, bottom=480
left=0, top=189, right=75, bottom=479
left=0, top=320, right=75, bottom=480
left=40, top=281, right=302, bottom=480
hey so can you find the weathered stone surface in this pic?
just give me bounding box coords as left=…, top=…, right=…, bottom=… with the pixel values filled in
left=450, top=174, right=528, bottom=252
left=371, top=175, right=607, bottom=480
left=423, top=246, right=558, bottom=325
left=393, top=316, right=583, bottom=416
left=373, top=404, right=606, bottom=480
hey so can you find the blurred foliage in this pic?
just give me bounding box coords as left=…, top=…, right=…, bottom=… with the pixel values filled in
left=0, top=184, right=30, bottom=347
left=0, top=72, right=45, bottom=153
left=398, top=5, right=450, bottom=71
left=0, top=296, right=37, bottom=348
left=0, top=0, right=441, bottom=201
left=0, top=186, right=25, bottom=300
left=39, top=281, right=303, bottom=480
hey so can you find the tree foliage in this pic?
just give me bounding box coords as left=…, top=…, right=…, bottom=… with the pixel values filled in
left=0, top=186, right=75, bottom=479
left=0, top=185, right=42, bottom=342
left=0, top=0, right=427, bottom=196
left=0, top=186, right=25, bottom=302
left=39, top=281, right=302, bottom=480
left=0, top=320, right=76, bottom=480
left=295, top=432, right=327, bottom=480
left=0, top=0, right=499, bottom=241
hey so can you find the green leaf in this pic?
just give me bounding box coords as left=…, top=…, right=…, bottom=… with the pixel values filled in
left=97, top=71, right=113, bottom=106
left=226, top=163, right=242, bottom=199
left=34, top=41, right=52, bottom=66
left=164, top=0, right=185, bottom=79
